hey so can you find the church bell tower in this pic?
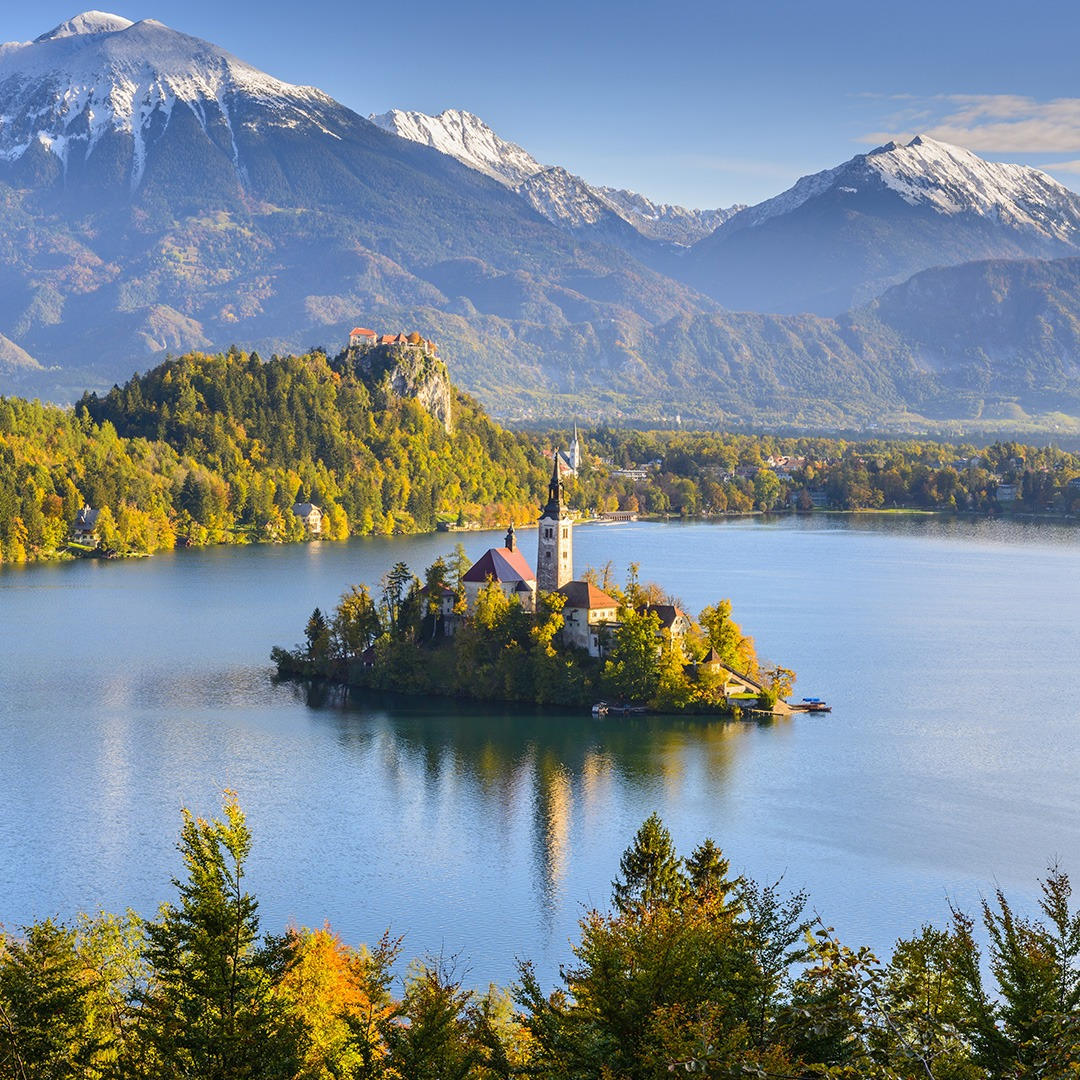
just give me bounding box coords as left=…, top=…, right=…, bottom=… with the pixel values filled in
left=537, top=452, right=573, bottom=592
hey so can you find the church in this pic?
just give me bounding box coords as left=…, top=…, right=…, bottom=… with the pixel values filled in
left=459, top=451, right=619, bottom=657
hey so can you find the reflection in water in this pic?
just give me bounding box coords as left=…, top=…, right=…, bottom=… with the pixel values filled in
left=287, top=678, right=748, bottom=926
left=5, top=516, right=1080, bottom=987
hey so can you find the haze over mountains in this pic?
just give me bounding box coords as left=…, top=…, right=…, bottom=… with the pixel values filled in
left=4, top=12, right=1080, bottom=430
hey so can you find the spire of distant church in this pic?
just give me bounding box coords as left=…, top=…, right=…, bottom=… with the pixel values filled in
left=505, top=521, right=517, bottom=551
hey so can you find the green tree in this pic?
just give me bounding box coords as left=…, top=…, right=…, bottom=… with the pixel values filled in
left=332, top=586, right=381, bottom=658
left=135, top=793, right=301, bottom=1079
left=305, top=607, right=331, bottom=660
left=0, top=918, right=99, bottom=1079
left=612, top=813, right=686, bottom=914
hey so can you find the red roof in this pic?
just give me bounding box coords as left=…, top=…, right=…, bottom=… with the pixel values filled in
left=559, top=581, right=619, bottom=610
left=350, top=327, right=376, bottom=336
left=462, top=546, right=536, bottom=585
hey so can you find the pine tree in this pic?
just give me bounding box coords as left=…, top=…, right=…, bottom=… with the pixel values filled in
left=135, top=793, right=301, bottom=1079
left=611, top=813, right=686, bottom=914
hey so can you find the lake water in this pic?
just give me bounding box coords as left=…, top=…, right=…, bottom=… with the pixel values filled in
left=2, top=515, right=1079, bottom=986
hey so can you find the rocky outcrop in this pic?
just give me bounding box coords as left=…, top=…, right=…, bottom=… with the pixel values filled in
left=353, top=343, right=453, bottom=433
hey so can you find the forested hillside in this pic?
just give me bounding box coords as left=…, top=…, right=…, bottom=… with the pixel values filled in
left=0, top=347, right=545, bottom=563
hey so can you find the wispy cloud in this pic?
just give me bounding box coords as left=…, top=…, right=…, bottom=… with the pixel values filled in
left=861, top=95, right=1080, bottom=155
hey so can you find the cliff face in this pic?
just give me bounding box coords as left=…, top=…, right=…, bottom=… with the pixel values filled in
left=353, top=343, right=453, bottom=433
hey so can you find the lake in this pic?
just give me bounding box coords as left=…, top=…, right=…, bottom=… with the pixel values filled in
left=2, top=515, right=1078, bottom=986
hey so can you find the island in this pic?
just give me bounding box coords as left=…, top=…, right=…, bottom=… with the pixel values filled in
left=273, top=457, right=799, bottom=716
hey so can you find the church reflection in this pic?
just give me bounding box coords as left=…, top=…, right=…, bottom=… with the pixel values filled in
left=285, top=678, right=759, bottom=915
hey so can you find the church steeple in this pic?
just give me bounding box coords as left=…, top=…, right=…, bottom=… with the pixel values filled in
left=542, top=451, right=564, bottom=517
left=504, top=521, right=517, bottom=552
left=537, top=450, right=573, bottom=592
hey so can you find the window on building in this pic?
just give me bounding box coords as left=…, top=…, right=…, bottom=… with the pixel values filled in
left=562, top=528, right=568, bottom=539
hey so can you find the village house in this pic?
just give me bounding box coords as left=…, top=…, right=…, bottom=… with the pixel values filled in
left=558, top=580, right=619, bottom=657
left=71, top=505, right=99, bottom=545
left=292, top=502, right=323, bottom=535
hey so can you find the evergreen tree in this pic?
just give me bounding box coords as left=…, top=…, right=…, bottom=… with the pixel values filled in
left=0, top=918, right=99, bottom=1079
left=611, top=813, right=686, bottom=914
left=135, top=793, right=301, bottom=1079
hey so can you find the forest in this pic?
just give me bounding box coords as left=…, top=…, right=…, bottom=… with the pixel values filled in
left=0, top=347, right=546, bottom=564
left=3, top=345, right=1080, bottom=567
left=272, top=555, right=785, bottom=714
left=3, top=791, right=1079, bottom=1080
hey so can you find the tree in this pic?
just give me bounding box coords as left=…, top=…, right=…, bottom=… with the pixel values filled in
left=602, top=607, right=662, bottom=703
left=612, top=813, right=686, bottom=914
left=698, top=599, right=757, bottom=675
left=305, top=607, right=331, bottom=660
left=135, top=793, right=301, bottom=1079
left=332, top=586, right=380, bottom=658
left=0, top=918, right=100, bottom=1079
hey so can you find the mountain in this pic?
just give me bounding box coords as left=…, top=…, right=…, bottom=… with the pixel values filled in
left=684, top=136, right=1080, bottom=315
left=370, top=107, right=741, bottom=246
left=0, top=13, right=711, bottom=399
left=5, top=15, right=1080, bottom=432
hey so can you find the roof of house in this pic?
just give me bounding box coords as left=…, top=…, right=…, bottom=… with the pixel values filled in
left=462, top=546, right=536, bottom=585
left=420, top=583, right=456, bottom=596
left=641, top=603, right=689, bottom=629
left=292, top=502, right=321, bottom=516
left=73, top=506, right=99, bottom=529
left=559, top=580, right=619, bottom=610
left=350, top=327, right=376, bottom=336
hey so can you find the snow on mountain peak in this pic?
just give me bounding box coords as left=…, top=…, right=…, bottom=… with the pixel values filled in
left=729, top=134, right=1080, bottom=244
left=35, top=12, right=134, bottom=42
left=0, top=13, right=336, bottom=188
left=370, top=107, right=544, bottom=187
left=371, top=106, right=740, bottom=244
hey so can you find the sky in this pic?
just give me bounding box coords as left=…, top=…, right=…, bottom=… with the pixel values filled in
left=6, top=0, right=1080, bottom=208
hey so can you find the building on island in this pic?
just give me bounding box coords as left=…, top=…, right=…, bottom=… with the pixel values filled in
left=292, top=502, right=323, bottom=535
left=558, top=580, right=619, bottom=658
left=420, top=582, right=460, bottom=636
left=461, top=523, right=537, bottom=613
left=641, top=603, right=692, bottom=639
left=537, top=454, right=573, bottom=592
left=71, top=505, right=99, bottom=545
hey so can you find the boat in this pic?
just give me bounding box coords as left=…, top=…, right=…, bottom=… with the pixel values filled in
left=591, top=702, right=609, bottom=717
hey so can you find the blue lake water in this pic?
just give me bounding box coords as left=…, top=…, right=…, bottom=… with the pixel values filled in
left=2, top=515, right=1078, bottom=986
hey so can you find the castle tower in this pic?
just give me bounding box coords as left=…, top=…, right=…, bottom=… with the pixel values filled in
left=537, top=452, right=573, bottom=593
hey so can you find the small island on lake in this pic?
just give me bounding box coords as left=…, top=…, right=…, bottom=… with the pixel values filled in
left=274, top=456, right=801, bottom=716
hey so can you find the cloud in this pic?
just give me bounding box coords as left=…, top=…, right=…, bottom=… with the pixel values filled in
left=1046, top=160, right=1080, bottom=174
left=861, top=95, right=1080, bottom=155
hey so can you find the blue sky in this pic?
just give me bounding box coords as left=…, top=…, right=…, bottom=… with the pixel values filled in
left=9, top=0, right=1080, bottom=207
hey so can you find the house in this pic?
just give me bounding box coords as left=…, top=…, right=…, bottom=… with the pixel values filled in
left=692, top=648, right=763, bottom=698
left=292, top=502, right=323, bottom=535
left=349, top=327, right=376, bottom=348
left=461, top=523, right=537, bottom=612
left=558, top=580, right=619, bottom=657
left=420, top=582, right=459, bottom=635
left=640, top=603, right=693, bottom=639
left=995, top=483, right=1018, bottom=504
left=71, top=505, right=99, bottom=545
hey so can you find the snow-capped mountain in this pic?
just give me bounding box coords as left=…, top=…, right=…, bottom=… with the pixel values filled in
left=731, top=136, right=1080, bottom=241
left=687, top=135, right=1080, bottom=315
left=0, top=11, right=337, bottom=189
left=370, top=107, right=741, bottom=246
